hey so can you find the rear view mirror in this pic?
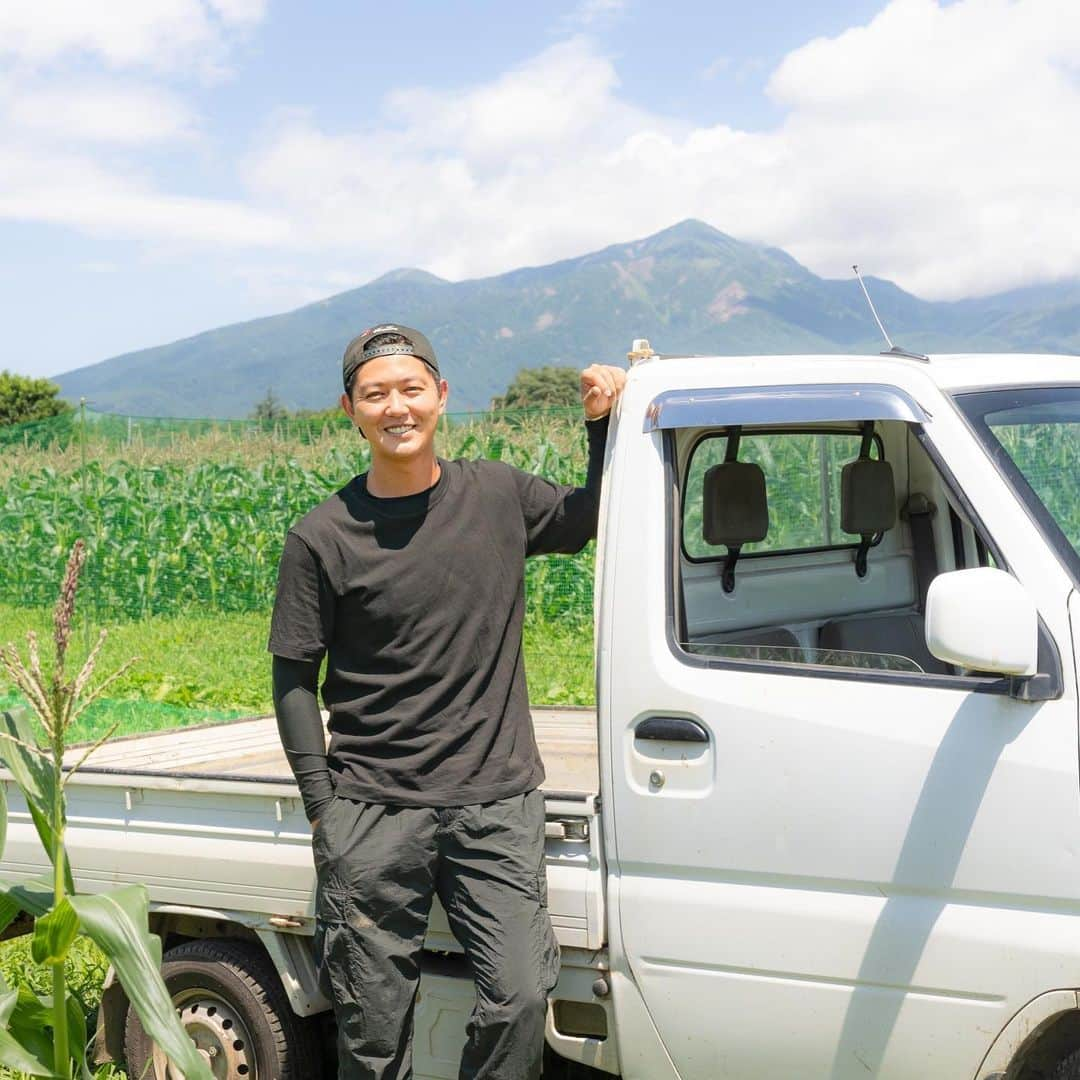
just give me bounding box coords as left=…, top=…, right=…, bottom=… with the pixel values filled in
left=926, top=568, right=1038, bottom=676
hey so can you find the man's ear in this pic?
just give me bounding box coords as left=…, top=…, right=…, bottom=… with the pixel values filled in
left=341, top=391, right=368, bottom=440
left=438, top=378, right=449, bottom=413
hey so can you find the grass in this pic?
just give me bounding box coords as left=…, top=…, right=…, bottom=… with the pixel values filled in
left=0, top=603, right=596, bottom=744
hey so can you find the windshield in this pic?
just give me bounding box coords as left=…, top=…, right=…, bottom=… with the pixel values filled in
left=955, top=386, right=1080, bottom=578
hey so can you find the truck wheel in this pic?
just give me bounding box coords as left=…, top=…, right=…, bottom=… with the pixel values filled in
left=124, top=938, right=321, bottom=1080
left=1054, top=1048, right=1080, bottom=1079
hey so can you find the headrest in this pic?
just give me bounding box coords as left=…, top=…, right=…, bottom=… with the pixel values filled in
left=841, top=458, right=896, bottom=537
left=703, top=461, right=768, bottom=548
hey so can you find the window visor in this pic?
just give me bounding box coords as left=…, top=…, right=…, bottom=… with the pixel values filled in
left=644, top=383, right=929, bottom=432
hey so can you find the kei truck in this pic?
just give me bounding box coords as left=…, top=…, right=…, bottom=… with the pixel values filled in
left=4, top=344, right=1080, bottom=1079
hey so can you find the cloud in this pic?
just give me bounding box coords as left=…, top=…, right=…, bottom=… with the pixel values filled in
left=701, top=56, right=731, bottom=81
left=3, top=0, right=1078, bottom=303
left=382, top=38, right=647, bottom=162
left=0, top=0, right=264, bottom=72
left=244, top=39, right=667, bottom=278
left=6, top=80, right=197, bottom=142
left=0, top=0, right=274, bottom=248
left=240, top=0, right=1080, bottom=300
left=760, top=0, right=1080, bottom=296
left=0, top=141, right=288, bottom=245
left=562, top=0, right=627, bottom=28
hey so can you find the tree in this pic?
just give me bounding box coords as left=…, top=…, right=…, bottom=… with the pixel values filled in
left=492, top=365, right=580, bottom=411
left=0, top=371, right=73, bottom=427
left=250, top=387, right=288, bottom=422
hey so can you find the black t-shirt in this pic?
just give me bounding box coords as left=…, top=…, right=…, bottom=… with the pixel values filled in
left=268, top=418, right=607, bottom=807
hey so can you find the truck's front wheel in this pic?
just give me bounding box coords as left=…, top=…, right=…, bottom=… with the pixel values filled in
left=124, top=938, right=322, bottom=1080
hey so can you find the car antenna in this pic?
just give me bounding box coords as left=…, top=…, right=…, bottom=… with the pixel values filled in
left=852, top=264, right=929, bottom=362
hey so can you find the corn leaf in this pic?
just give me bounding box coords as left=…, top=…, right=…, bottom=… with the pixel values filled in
left=4, top=983, right=87, bottom=1078
left=0, top=709, right=74, bottom=895
left=0, top=985, right=54, bottom=1077
left=31, top=897, right=79, bottom=965
left=69, top=885, right=213, bottom=1080
left=0, top=874, right=54, bottom=936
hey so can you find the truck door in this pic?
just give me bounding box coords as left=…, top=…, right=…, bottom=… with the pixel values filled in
left=600, top=380, right=1080, bottom=1079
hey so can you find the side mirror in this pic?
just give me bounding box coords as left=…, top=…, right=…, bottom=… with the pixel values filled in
left=926, top=568, right=1038, bottom=676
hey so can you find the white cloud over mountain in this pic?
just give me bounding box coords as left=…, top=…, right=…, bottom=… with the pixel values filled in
left=242, top=0, right=1080, bottom=299
left=2, top=0, right=1079, bottom=301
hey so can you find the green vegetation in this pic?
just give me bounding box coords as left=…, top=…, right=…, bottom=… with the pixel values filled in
left=993, top=422, right=1080, bottom=554
left=0, top=543, right=213, bottom=1080
left=0, top=372, right=71, bottom=428
left=0, top=409, right=592, bottom=619
left=492, top=365, right=580, bottom=411
left=249, top=388, right=290, bottom=422
left=0, top=937, right=122, bottom=1079
left=0, top=605, right=594, bottom=740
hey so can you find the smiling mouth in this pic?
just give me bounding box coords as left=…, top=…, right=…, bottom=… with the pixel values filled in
left=384, top=424, right=416, bottom=435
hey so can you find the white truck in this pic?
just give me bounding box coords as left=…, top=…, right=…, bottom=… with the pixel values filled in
left=4, top=346, right=1080, bottom=1079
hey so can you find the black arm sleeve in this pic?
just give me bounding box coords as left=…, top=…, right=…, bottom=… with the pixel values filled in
left=515, top=415, right=610, bottom=556
left=272, top=655, right=334, bottom=823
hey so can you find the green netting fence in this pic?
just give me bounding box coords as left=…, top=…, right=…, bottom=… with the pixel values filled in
left=0, top=406, right=597, bottom=731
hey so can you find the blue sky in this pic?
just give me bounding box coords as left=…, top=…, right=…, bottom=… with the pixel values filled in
left=2, top=0, right=1078, bottom=381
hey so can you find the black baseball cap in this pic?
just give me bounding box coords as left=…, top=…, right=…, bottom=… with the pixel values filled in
left=342, top=324, right=440, bottom=391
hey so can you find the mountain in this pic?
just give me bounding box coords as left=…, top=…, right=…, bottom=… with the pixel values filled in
left=55, top=220, right=1080, bottom=417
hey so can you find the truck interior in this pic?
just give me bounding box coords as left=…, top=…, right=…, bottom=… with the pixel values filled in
left=672, top=413, right=1000, bottom=679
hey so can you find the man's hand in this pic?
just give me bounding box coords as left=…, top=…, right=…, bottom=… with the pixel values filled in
left=580, top=364, right=627, bottom=420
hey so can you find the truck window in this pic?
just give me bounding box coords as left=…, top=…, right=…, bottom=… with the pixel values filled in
left=674, top=420, right=1008, bottom=684
left=682, top=430, right=880, bottom=560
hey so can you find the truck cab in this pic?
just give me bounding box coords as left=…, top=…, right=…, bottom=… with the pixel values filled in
left=600, top=350, right=1080, bottom=1078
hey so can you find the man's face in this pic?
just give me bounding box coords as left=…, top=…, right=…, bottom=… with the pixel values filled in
left=340, top=353, right=448, bottom=464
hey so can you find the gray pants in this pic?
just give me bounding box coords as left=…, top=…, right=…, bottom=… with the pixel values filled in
left=312, top=788, right=560, bottom=1080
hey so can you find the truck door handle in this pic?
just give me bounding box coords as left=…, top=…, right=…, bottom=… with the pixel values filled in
left=634, top=717, right=709, bottom=743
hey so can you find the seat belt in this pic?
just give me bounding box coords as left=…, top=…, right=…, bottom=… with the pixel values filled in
left=902, top=494, right=938, bottom=613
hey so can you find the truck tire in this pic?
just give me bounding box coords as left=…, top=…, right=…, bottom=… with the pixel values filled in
left=124, top=938, right=322, bottom=1080
left=1053, top=1048, right=1080, bottom=1079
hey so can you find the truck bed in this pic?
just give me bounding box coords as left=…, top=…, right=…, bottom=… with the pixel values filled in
left=2, top=708, right=605, bottom=956
left=63, top=706, right=600, bottom=796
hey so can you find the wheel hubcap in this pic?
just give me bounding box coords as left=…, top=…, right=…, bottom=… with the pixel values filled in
left=152, top=988, right=257, bottom=1080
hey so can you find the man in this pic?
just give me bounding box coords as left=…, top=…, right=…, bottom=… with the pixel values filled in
left=269, top=323, right=625, bottom=1080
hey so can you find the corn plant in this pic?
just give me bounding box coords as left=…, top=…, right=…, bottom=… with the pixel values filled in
left=0, top=541, right=213, bottom=1080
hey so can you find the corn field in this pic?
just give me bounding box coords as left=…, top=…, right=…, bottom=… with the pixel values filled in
left=0, top=408, right=594, bottom=624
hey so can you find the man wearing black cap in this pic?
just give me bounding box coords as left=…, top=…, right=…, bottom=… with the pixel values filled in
left=269, top=324, right=624, bottom=1079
